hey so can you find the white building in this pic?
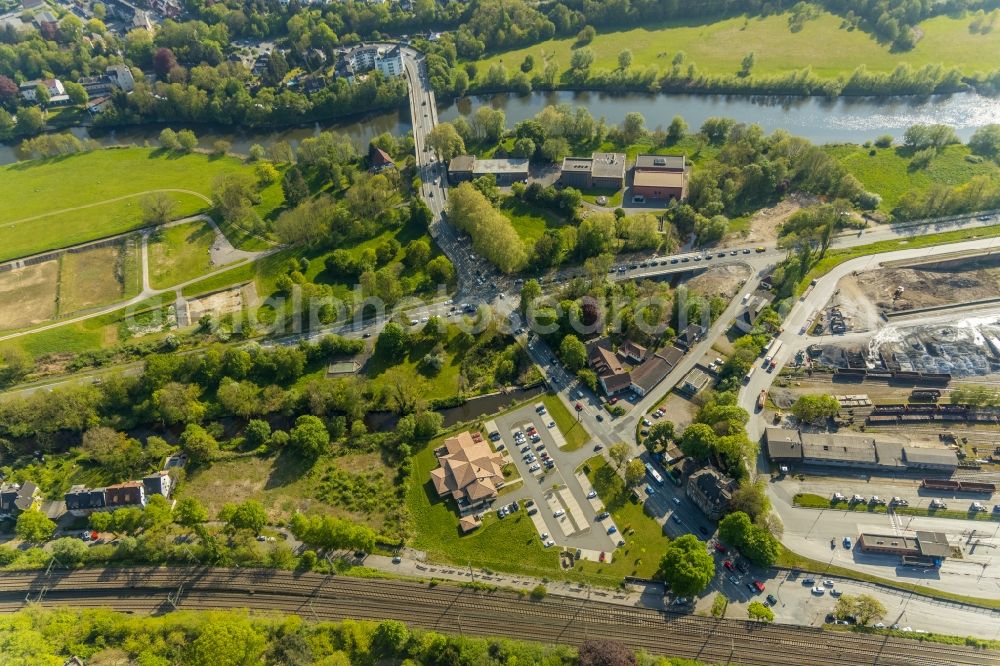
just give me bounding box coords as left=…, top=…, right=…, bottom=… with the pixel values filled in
left=345, top=44, right=403, bottom=79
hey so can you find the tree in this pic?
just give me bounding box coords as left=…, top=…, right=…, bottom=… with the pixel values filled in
left=153, top=382, right=205, bottom=425
left=719, top=511, right=781, bottom=567
left=576, top=25, right=596, bottom=45
left=63, top=81, right=88, bottom=106
left=190, top=620, right=267, bottom=666
left=404, top=239, right=431, bottom=269
left=520, top=279, right=542, bottom=314
left=969, top=124, right=1000, bottom=162
left=179, top=423, right=217, bottom=464
left=140, top=192, right=178, bottom=225
left=425, top=122, right=465, bottom=161
left=570, top=47, right=595, bottom=71
left=289, top=414, right=330, bottom=459
left=608, top=442, right=630, bottom=470
left=176, top=129, right=198, bottom=152
left=624, top=458, right=645, bottom=487
left=730, top=479, right=771, bottom=521
left=657, top=534, right=715, bottom=597
left=622, top=112, right=646, bottom=144
left=174, top=497, right=209, bottom=527
left=578, top=639, right=636, bottom=666
left=739, top=51, right=756, bottom=77
left=0, top=346, right=33, bottom=385
left=376, top=322, right=408, bottom=361
left=50, top=537, right=89, bottom=566
left=16, top=509, right=55, bottom=544
left=791, top=394, right=839, bottom=425
left=282, top=167, right=309, bottom=207
left=617, top=49, right=633, bottom=70
left=158, top=128, right=180, bottom=151
left=446, top=182, right=527, bottom=273
left=559, top=334, right=587, bottom=371
left=15, top=107, right=44, bottom=137
left=834, top=593, right=886, bottom=626
left=224, top=499, right=267, bottom=534
left=373, top=620, right=409, bottom=657
left=747, top=601, right=774, bottom=622
left=679, top=423, right=717, bottom=461
left=667, top=115, right=687, bottom=144
left=153, top=47, right=177, bottom=77
left=427, top=256, right=455, bottom=284
left=0, top=75, right=17, bottom=107
left=212, top=172, right=260, bottom=227
left=540, top=137, right=570, bottom=163
left=512, top=137, right=536, bottom=158
left=244, top=419, right=272, bottom=447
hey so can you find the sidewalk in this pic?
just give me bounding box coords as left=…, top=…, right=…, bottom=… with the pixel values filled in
left=360, top=553, right=666, bottom=609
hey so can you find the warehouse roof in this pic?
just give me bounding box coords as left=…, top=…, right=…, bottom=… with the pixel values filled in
left=448, top=155, right=475, bottom=172
left=916, top=531, right=951, bottom=558
left=902, top=447, right=958, bottom=467
left=473, top=158, right=529, bottom=175
left=765, top=428, right=802, bottom=461
left=800, top=432, right=878, bottom=464
left=590, top=152, right=626, bottom=178
left=561, top=156, right=592, bottom=172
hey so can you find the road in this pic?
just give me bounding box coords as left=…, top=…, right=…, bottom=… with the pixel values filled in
left=1, top=567, right=994, bottom=666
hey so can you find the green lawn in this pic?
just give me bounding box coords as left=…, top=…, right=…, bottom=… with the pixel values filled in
left=362, top=325, right=467, bottom=399
left=580, top=455, right=669, bottom=582
left=0, top=148, right=271, bottom=262
left=795, top=492, right=1000, bottom=523
left=579, top=187, right=624, bottom=208
left=407, top=434, right=562, bottom=576
left=148, top=220, right=217, bottom=290
left=541, top=393, right=590, bottom=451
left=57, top=240, right=140, bottom=315
left=500, top=198, right=568, bottom=245
left=828, top=144, right=1000, bottom=212
left=472, top=11, right=1000, bottom=84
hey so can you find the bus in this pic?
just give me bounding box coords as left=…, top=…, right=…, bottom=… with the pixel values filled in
left=764, top=340, right=782, bottom=368
left=645, top=462, right=664, bottom=485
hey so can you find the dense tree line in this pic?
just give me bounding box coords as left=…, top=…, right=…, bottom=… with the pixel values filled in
left=447, top=182, right=528, bottom=273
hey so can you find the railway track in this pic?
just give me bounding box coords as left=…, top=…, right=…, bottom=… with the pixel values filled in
left=0, top=567, right=995, bottom=666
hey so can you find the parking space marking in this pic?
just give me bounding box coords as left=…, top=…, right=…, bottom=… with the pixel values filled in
left=558, top=488, right=588, bottom=535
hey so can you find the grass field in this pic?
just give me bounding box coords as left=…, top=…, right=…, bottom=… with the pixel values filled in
left=828, top=144, right=1000, bottom=212
left=362, top=325, right=466, bottom=399
left=579, top=455, right=669, bottom=582
left=57, top=240, right=140, bottom=315
left=0, top=261, right=58, bottom=331
left=472, top=11, right=1000, bottom=84
left=500, top=198, right=569, bottom=245
left=0, top=148, right=281, bottom=263
left=542, top=393, right=590, bottom=451
left=148, top=221, right=217, bottom=290
left=181, top=450, right=404, bottom=532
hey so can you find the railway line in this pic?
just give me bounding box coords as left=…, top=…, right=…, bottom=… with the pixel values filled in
left=0, top=567, right=995, bottom=666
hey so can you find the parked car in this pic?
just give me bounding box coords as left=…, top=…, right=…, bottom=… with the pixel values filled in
left=587, top=490, right=598, bottom=499
left=607, top=526, right=617, bottom=534
left=596, top=511, right=610, bottom=521
left=812, top=586, right=825, bottom=595
left=766, top=594, right=778, bottom=606
left=644, top=484, right=655, bottom=496
left=723, top=561, right=735, bottom=571
left=553, top=509, right=565, bottom=518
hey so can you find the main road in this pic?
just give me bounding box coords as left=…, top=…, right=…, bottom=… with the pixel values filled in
left=2, top=566, right=994, bottom=666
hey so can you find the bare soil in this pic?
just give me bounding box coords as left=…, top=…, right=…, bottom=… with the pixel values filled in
left=684, top=264, right=752, bottom=300
left=845, top=260, right=1000, bottom=314
left=0, top=260, right=58, bottom=330
left=739, top=192, right=819, bottom=245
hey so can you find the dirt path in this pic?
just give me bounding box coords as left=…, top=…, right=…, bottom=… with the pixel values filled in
left=737, top=192, right=819, bottom=245
left=0, top=188, right=211, bottom=229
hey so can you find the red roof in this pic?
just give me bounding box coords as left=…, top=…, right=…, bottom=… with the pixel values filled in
left=371, top=147, right=394, bottom=169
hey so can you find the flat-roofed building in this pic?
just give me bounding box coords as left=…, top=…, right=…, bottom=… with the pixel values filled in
left=902, top=446, right=958, bottom=472
left=449, top=156, right=529, bottom=186
left=858, top=531, right=951, bottom=562
left=447, top=155, right=476, bottom=184
left=632, top=154, right=689, bottom=200
left=558, top=152, right=627, bottom=189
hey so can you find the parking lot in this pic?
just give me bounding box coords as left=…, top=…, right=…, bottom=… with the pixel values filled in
left=488, top=403, right=621, bottom=557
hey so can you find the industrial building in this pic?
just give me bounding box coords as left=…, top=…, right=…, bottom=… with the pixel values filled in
left=447, top=156, right=529, bottom=185
left=858, top=530, right=951, bottom=563
left=765, top=428, right=957, bottom=472
left=559, top=152, right=627, bottom=189
left=631, top=154, right=689, bottom=200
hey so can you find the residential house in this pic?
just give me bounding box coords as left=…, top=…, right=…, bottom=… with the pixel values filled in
left=631, top=154, right=690, bottom=201
left=65, top=485, right=107, bottom=517
left=686, top=467, right=733, bottom=521
left=619, top=340, right=647, bottom=364
left=20, top=0, right=45, bottom=9
left=675, top=324, right=705, bottom=351
left=736, top=295, right=773, bottom=334
left=33, top=10, right=58, bottom=38
left=142, top=471, right=173, bottom=499
left=430, top=431, right=505, bottom=515
left=0, top=482, right=38, bottom=519
left=105, top=481, right=146, bottom=509
left=20, top=78, right=67, bottom=105
left=630, top=346, right=682, bottom=397
left=370, top=146, right=395, bottom=173
left=79, top=64, right=136, bottom=98
left=149, top=0, right=182, bottom=18
left=559, top=152, right=626, bottom=190
left=587, top=338, right=631, bottom=395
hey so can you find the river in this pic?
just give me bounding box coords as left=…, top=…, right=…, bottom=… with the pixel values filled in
left=3, top=90, right=1000, bottom=165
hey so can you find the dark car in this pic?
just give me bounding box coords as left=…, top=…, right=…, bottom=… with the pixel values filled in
left=596, top=511, right=610, bottom=521
left=766, top=594, right=778, bottom=606
left=596, top=413, right=605, bottom=422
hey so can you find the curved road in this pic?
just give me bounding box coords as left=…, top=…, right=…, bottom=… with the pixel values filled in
left=2, top=566, right=995, bottom=666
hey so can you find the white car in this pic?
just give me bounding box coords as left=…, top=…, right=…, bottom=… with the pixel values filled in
left=811, top=586, right=825, bottom=595
left=587, top=490, right=598, bottom=499
left=528, top=463, right=540, bottom=472
left=544, top=539, right=555, bottom=547
left=553, top=509, right=565, bottom=518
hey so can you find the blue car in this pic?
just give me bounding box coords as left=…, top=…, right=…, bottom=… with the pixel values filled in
left=607, top=526, right=617, bottom=535
left=644, top=484, right=655, bottom=496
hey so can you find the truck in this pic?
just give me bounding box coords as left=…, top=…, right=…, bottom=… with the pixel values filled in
left=764, top=340, right=782, bottom=369
left=756, top=390, right=767, bottom=410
